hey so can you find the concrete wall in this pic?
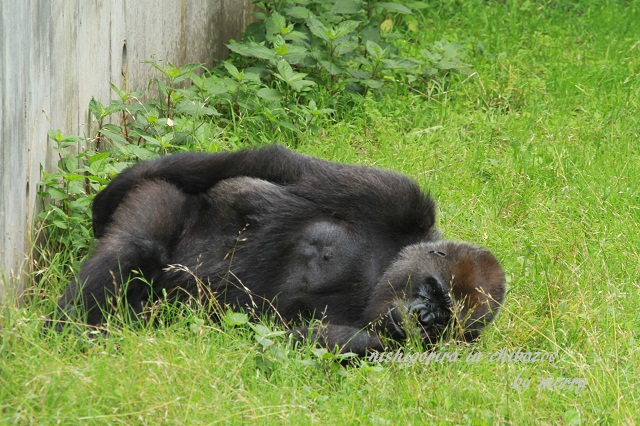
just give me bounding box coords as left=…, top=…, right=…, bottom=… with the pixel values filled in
left=0, top=0, right=253, bottom=301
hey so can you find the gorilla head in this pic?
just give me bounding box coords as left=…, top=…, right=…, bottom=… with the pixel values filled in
left=367, top=241, right=505, bottom=345
left=51, top=145, right=506, bottom=355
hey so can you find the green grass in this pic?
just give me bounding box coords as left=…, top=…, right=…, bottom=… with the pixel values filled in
left=2, top=1, right=640, bottom=424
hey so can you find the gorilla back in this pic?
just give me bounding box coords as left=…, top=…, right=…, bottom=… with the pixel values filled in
left=53, top=145, right=506, bottom=355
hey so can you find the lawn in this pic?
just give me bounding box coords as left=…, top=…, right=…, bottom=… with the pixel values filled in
left=1, top=1, right=639, bottom=424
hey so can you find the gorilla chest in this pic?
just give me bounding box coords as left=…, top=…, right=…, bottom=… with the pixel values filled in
left=285, top=220, right=366, bottom=292
left=267, top=219, right=396, bottom=323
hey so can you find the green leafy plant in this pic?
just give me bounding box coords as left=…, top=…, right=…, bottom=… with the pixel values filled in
left=235, top=0, right=470, bottom=98
left=36, top=1, right=469, bottom=271
left=38, top=131, right=115, bottom=257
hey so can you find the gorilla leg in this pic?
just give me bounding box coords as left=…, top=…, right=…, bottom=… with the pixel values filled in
left=54, top=180, right=190, bottom=329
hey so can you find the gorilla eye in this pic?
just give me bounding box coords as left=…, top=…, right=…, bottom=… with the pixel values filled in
left=420, top=276, right=441, bottom=298
left=323, top=249, right=333, bottom=261
left=428, top=250, right=447, bottom=257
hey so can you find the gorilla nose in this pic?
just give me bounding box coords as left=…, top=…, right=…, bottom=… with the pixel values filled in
left=411, top=302, right=450, bottom=329
left=410, top=302, right=435, bottom=324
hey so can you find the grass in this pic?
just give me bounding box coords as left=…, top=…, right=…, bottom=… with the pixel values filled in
left=2, top=0, right=640, bottom=423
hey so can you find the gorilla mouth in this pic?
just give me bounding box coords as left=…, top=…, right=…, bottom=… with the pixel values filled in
left=386, top=281, right=453, bottom=342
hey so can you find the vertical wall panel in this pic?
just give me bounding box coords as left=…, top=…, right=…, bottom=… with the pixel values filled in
left=0, top=0, right=253, bottom=301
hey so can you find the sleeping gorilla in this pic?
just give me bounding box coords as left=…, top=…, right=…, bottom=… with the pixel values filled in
left=53, top=145, right=506, bottom=355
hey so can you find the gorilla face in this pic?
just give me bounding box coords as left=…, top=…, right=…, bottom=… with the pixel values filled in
left=368, top=241, right=506, bottom=345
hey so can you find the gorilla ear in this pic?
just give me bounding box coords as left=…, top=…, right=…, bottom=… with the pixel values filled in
left=449, top=245, right=506, bottom=341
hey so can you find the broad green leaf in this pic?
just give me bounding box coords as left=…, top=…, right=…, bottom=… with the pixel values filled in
left=48, top=188, right=68, bottom=200
left=284, top=30, right=309, bottom=43
left=177, top=63, right=203, bottom=75
left=224, top=311, right=249, bottom=326
left=319, top=60, right=343, bottom=76
left=102, top=124, right=122, bottom=134
left=47, top=129, right=63, bottom=142
left=69, top=197, right=92, bottom=209
left=268, top=346, right=289, bottom=362
left=138, top=134, right=162, bottom=147
left=172, top=63, right=203, bottom=84
left=105, top=102, right=127, bottom=115
left=145, top=60, right=172, bottom=78
left=88, top=152, right=110, bottom=165
left=306, top=15, right=330, bottom=43
left=365, top=40, right=388, bottom=60
left=265, top=12, right=287, bottom=38
left=99, top=128, right=128, bottom=146
left=204, top=80, right=231, bottom=96
left=362, top=79, right=385, bottom=89
left=89, top=98, right=106, bottom=120
left=125, top=144, right=156, bottom=160
left=334, top=39, right=358, bottom=56
left=276, top=60, right=307, bottom=84
left=311, top=347, right=330, bottom=359
left=347, top=68, right=371, bottom=79
left=85, top=173, right=109, bottom=184
left=87, top=159, right=105, bottom=175
left=382, top=57, right=419, bottom=69
left=331, top=20, right=360, bottom=39
left=284, top=45, right=311, bottom=65
left=223, top=61, right=242, bottom=80
left=331, top=0, right=361, bottom=14
left=345, top=81, right=365, bottom=94
left=257, top=88, right=283, bottom=101
left=227, top=41, right=277, bottom=61
left=376, top=2, right=412, bottom=14
left=437, top=59, right=463, bottom=70
left=276, top=59, right=296, bottom=81
left=67, top=179, right=86, bottom=195
left=281, top=23, right=294, bottom=36
left=361, top=25, right=381, bottom=44
left=62, top=157, right=77, bottom=173
left=276, top=120, right=301, bottom=132
left=274, top=36, right=288, bottom=55
left=175, top=100, right=218, bottom=116
left=64, top=173, right=84, bottom=182
left=254, top=354, right=274, bottom=374
left=243, top=70, right=263, bottom=83
left=190, top=73, right=204, bottom=88
left=275, top=60, right=314, bottom=91
left=250, top=323, right=272, bottom=337
left=166, top=63, right=181, bottom=78
left=256, top=336, right=275, bottom=348
left=291, top=78, right=315, bottom=92
left=189, top=318, right=205, bottom=333
left=286, top=6, right=310, bottom=19
left=53, top=220, right=69, bottom=229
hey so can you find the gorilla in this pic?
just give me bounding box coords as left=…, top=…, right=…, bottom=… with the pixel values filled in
left=53, top=145, right=505, bottom=355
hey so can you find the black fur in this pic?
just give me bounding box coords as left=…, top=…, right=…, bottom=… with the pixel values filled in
left=54, top=145, right=506, bottom=355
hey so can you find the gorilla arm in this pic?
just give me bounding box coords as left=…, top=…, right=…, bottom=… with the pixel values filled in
left=53, top=180, right=190, bottom=328
left=92, top=145, right=436, bottom=239
left=293, top=324, right=384, bottom=356
left=92, top=145, right=304, bottom=237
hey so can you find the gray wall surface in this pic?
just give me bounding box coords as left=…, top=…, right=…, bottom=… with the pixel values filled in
left=0, top=0, right=253, bottom=301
